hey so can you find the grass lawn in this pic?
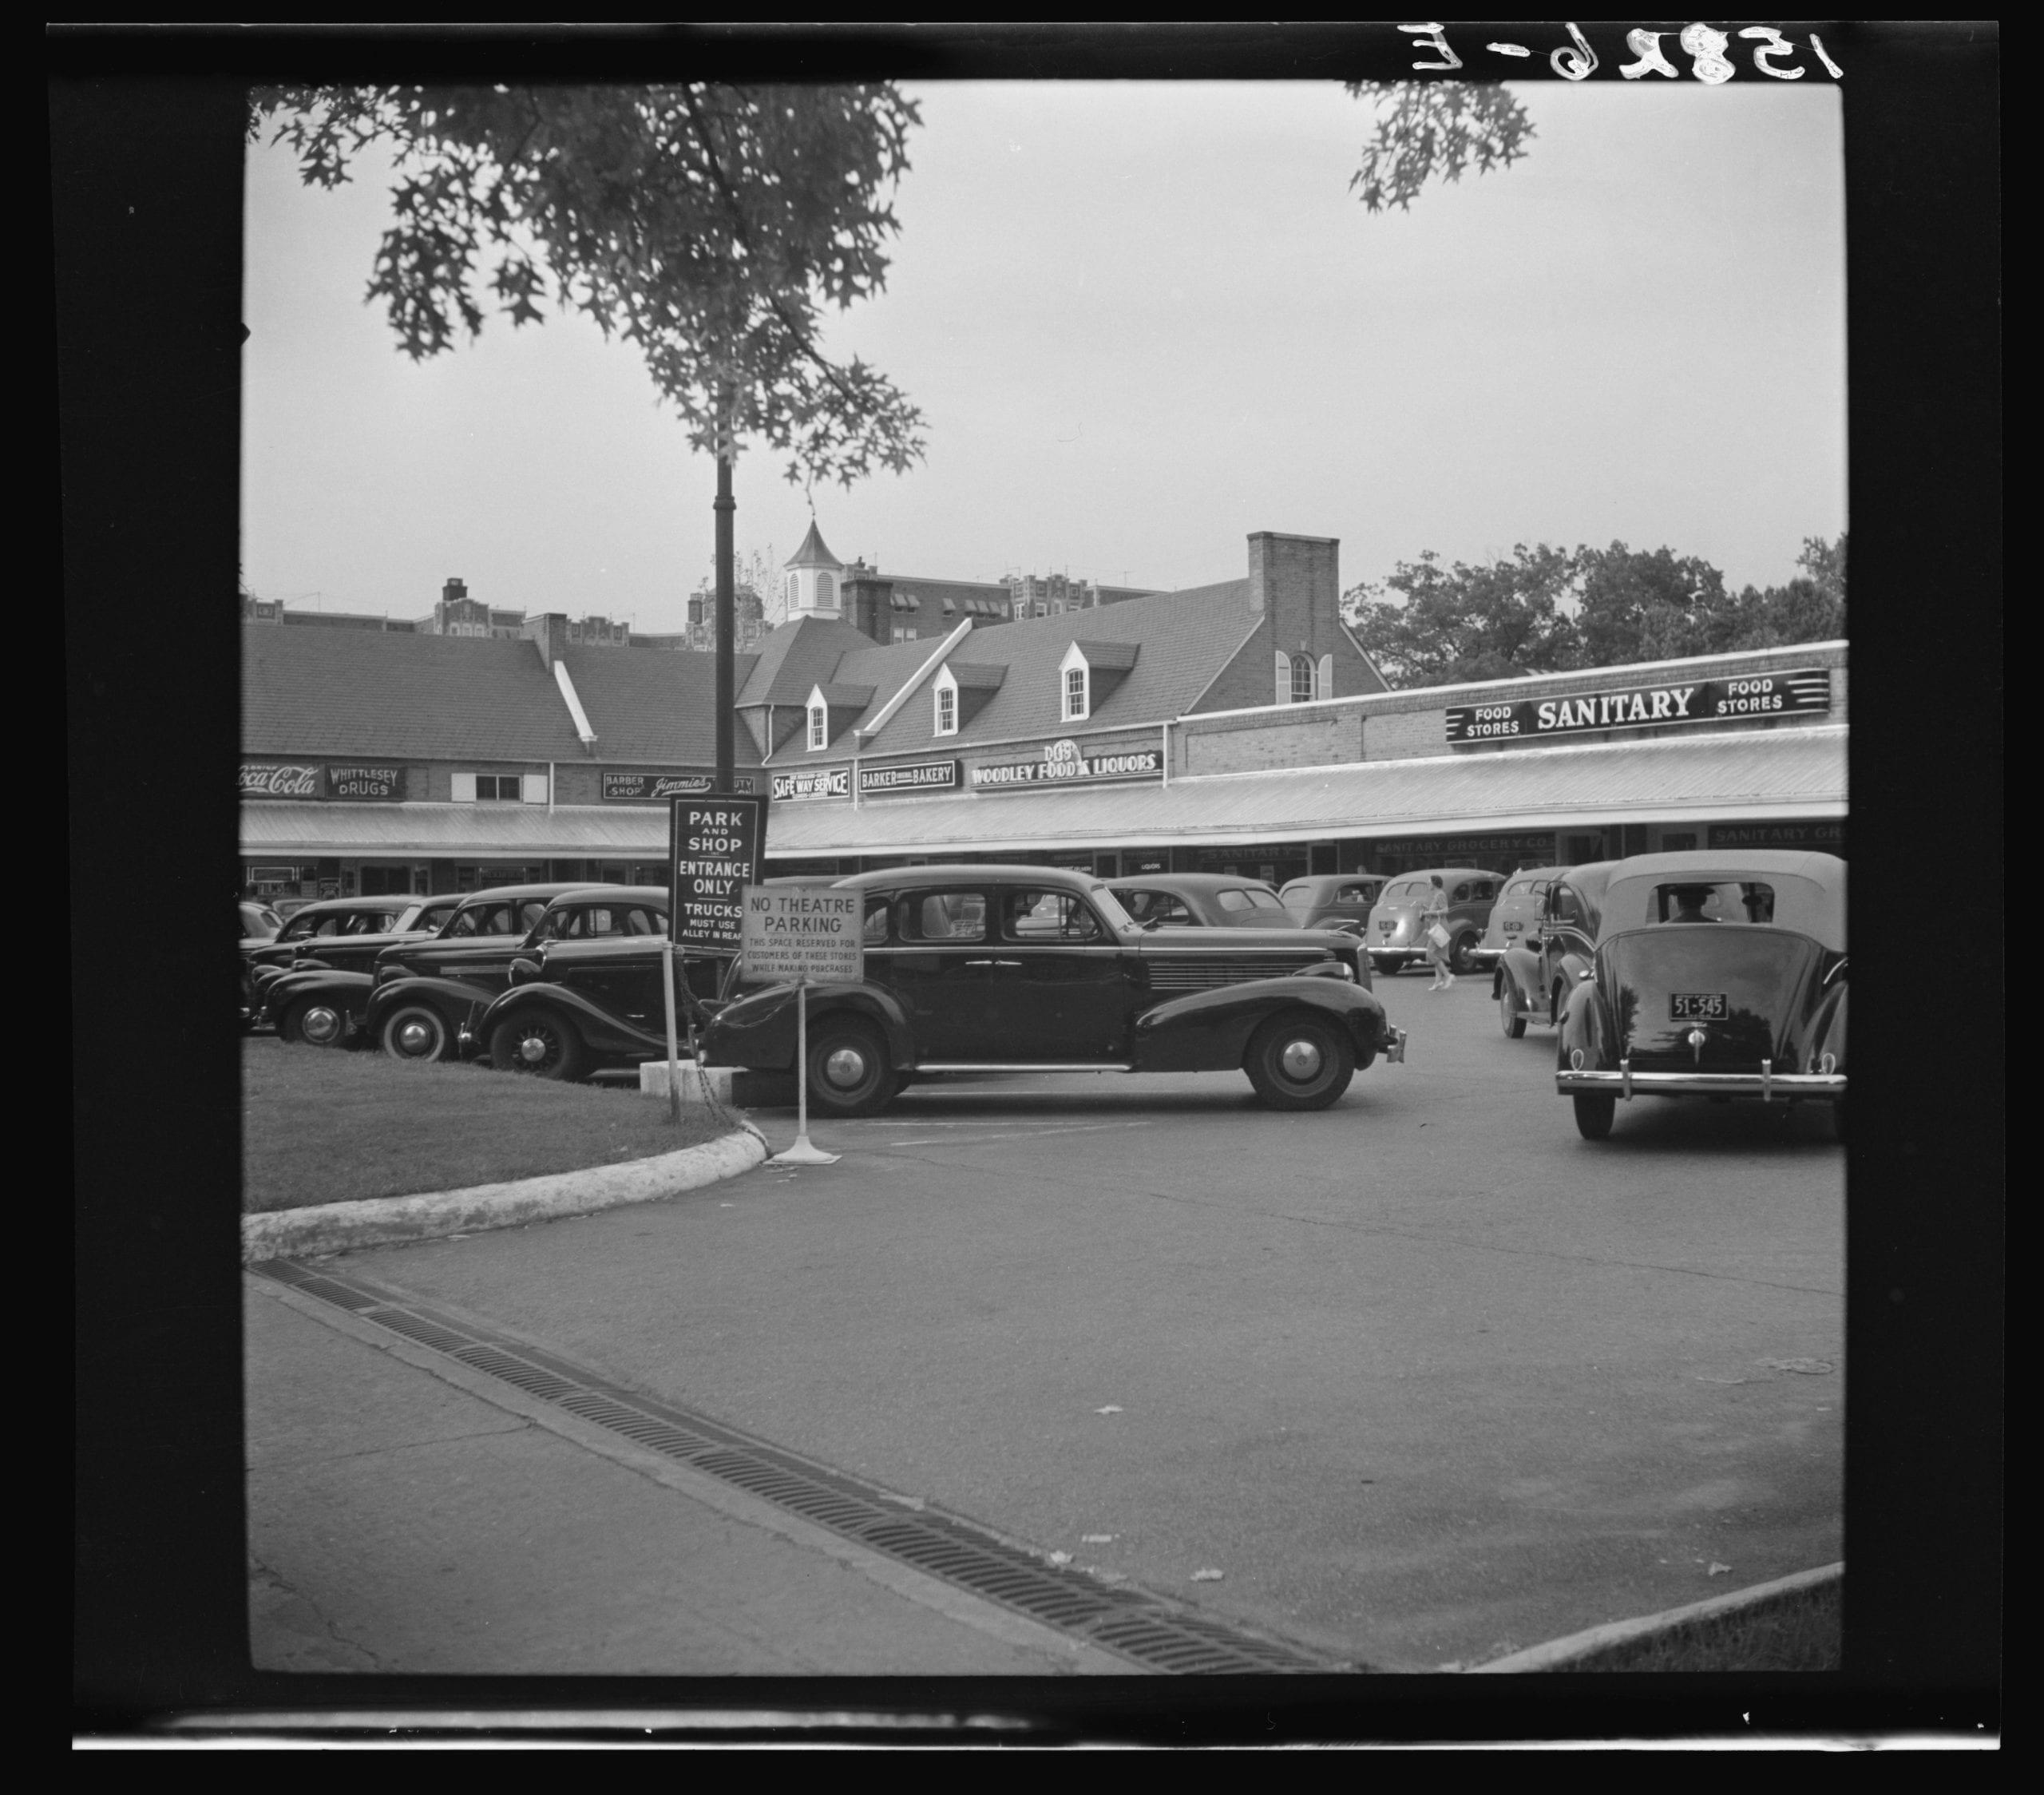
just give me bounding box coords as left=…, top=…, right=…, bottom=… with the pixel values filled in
left=244, top=1036, right=735, bottom=1214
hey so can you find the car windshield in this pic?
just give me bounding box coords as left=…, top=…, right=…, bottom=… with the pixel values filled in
left=1087, top=885, right=1139, bottom=933
left=1281, top=888, right=1317, bottom=909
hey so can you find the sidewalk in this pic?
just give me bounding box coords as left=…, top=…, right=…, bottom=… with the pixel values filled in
left=246, top=1273, right=1126, bottom=1676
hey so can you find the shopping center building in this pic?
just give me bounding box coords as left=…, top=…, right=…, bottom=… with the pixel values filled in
left=240, top=527, right=1844, bottom=901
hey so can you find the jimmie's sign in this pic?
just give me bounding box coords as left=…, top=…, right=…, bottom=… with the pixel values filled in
left=604, top=771, right=756, bottom=802
left=971, top=739, right=1163, bottom=790
left=1445, top=669, right=1831, bottom=745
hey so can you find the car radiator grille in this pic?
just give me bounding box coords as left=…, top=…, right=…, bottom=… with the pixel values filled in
left=1145, top=955, right=1327, bottom=992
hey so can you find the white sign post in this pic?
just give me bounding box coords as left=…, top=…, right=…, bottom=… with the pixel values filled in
left=741, top=884, right=864, bottom=1167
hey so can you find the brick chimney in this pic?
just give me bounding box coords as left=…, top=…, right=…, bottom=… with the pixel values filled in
left=1246, top=533, right=1340, bottom=660
left=524, top=612, right=572, bottom=668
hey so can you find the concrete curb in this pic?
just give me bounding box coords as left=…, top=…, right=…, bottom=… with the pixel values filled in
left=240, top=1125, right=770, bottom=1264
left=1467, top=1561, right=1844, bottom=1673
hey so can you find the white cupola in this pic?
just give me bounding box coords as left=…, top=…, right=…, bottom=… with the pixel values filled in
left=782, top=521, right=846, bottom=621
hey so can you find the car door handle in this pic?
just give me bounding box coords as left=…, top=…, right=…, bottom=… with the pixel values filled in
left=993, top=959, right=1022, bottom=968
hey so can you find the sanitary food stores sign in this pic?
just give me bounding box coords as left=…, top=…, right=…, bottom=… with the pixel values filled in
left=972, top=739, right=1163, bottom=790
left=1446, top=669, right=1831, bottom=744
left=240, top=762, right=402, bottom=801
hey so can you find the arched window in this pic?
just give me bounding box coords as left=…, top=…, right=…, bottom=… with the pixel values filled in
left=934, top=682, right=957, bottom=735
left=807, top=703, right=827, bottom=751
left=786, top=572, right=801, bottom=610
left=1064, top=665, right=1088, bottom=721
left=1290, top=654, right=1317, bottom=703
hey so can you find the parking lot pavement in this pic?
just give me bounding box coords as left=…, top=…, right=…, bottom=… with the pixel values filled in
left=283, top=971, right=1843, bottom=1672
left=245, top=1275, right=1125, bottom=1675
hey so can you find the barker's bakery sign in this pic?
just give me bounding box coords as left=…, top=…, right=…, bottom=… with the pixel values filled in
left=241, top=762, right=402, bottom=800
left=1446, top=669, right=1831, bottom=745
left=971, top=739, right=1163, bottom=790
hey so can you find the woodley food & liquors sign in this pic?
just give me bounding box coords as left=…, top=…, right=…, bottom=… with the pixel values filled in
left=971, top=739, right=1163, bottom=790
left=1445, top=668, right=1831, bottom=745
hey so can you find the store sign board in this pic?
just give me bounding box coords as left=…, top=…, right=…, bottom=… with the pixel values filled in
left=604, top=770, right=755, bottom=802
left=1708, top=820, right=1845, bottom=852
left=1445, top=669, right=1831, bottom=745
left=669, top=795, right=767, bottom=953
left=240, top=762, right=402, bottom=800
left=971, top=739, right=1163, bottom=790
left=739, top=883, right=862, bottom=984
left=1367, top=832, right=1559, bottom=864
left=858, top=758, right=960, bottom=797
left=771, top=767, right=850, bottom=803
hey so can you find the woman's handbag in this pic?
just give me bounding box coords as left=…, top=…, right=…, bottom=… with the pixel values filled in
left=1426, top=921, right=1452, bottom=950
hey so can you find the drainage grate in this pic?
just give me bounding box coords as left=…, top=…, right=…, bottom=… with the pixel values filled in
left=255, top=1257, right=1352, bottom=1674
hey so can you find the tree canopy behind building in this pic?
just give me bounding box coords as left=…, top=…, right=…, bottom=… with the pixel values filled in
left=1344, top=536, right=1847, bottom=687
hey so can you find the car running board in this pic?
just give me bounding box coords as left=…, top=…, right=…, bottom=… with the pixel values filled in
left=913, top=1062, right=1136, bottom=1074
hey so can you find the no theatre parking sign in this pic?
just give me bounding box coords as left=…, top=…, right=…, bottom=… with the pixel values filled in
left=741, top=886, right=863, bottom=985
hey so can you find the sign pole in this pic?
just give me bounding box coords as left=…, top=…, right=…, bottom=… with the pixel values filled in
left=662, top=937, right=682, bottom=1125
left=770, top=972, right=840, bottom=1167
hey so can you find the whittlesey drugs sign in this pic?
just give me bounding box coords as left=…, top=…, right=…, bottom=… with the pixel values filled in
left=668, top=796, right=766, bottom=953
left=740, top=885, right=862, bottom=984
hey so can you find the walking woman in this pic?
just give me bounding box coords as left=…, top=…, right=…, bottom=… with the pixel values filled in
left=1422, top=879, right=1456, bottom=990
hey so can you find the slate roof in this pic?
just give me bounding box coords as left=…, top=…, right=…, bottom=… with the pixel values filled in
left=735, top=615, right=880, bottom=707
left=786, top=520, right=842, bottom=569
left=557, top=644, right=763, bottom=766
left=834, top=578, right=1260, bottom=762
left=243, top=624, right=589, bottom=761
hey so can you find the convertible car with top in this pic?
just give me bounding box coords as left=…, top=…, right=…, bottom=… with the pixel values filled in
left=1554, top=849, right=1846, bottom=1140
left=693, top=865, right=1406, bottom=1117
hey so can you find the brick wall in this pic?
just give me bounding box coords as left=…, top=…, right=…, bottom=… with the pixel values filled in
left=1180, top=709, right=1362, bottom=775
left=1364, top=707, right=1452, bottom=761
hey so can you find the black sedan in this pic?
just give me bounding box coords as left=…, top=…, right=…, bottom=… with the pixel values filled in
left=1107, top=872, right=1301, bottom=931
left=694, top=866, right=1405, bottom=1117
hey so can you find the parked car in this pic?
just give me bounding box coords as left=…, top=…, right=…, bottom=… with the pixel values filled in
left=260, top=883, right=584, bottom=1049
left=372, top=886, right=710, bottom=1064
left=692, top=865, right=1405, bottom=1117
left=242, top=896, right=447, bottom=1027
left=1278, top=874, right=1387, bottom=937
left=1364, top=869, right=1503, bottom=976
left=1554, top=850, right=1846, bottom=1140
left=240, top=900, right=283, bottom=945
left=1492, top=863, right=1617, bottom=1039
left=1107, top=873, right=1300, bottom=930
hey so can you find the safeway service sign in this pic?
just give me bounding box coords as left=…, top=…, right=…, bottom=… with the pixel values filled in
left=740, top=884, right=862, bottom=984
left=668, top=795, right=767, bottom=953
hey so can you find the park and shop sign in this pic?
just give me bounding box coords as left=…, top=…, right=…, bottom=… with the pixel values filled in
left=1445, top=668, right=1831, bottom=745
left=668, top=795, right=767, bottom=953
left=240, top=762, right=402, bottom=801
left=604, top=770, right=756, bottom=802
left=971, top=738, right=1163, bottom=791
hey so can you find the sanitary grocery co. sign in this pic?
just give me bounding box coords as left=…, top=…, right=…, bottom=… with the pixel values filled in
left=1445, top=669, right=1831, bottom=745
left=970, top=739, right=1163, bottom=790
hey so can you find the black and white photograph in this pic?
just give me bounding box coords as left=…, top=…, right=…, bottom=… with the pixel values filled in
left=67, top=22, right=2000, bottom=1749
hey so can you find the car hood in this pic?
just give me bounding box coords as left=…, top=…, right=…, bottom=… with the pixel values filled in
left=1598, top=927, right=1828, bottom=1071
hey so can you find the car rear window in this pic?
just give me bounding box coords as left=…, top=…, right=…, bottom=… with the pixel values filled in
left=1244, top=889, right=1283, bottom=910
left=1651, top=882, right=1776, bottom=925
left=1503, top=878, right=1550, bottom=898
left=1281, top=888, right=1317, bottom=909
left=1384, top=880, right=1431, bottom=902
left=1120, top=890, right=1195, bottom=927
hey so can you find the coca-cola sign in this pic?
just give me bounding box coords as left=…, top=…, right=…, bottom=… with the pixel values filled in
left=240, top=762, right=321, bottom=798
left=240, top=762, right=403, bottom=800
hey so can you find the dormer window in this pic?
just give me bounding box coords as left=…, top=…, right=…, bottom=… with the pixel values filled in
left=807, top=699, right=828, bottom=751
left=933, top=667, right=958, bottom=736
left=1058, top=641, right=1091, bottom=722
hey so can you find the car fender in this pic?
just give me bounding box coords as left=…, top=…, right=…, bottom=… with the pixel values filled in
left=261, top=966, right=374, bottom=1023
left=699, top=980, right=917, bottom=1072
left=366, top=973, right=503, bottom=1046
left=1497, top=941, right=1543, bottom=1008
left=1555, top=972, right=1615, bottom=1072
left=478, top=983, right=668, bottom=1058
left=1807, top=977, right=1847, bottom=1073
left=1134, top=976, right=1391, bottom=1072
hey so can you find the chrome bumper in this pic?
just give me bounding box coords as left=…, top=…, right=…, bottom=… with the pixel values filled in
left=1468, top=947, right=1503, bottom=966
left=1384, top=1027, right=1408, bottom=1065
left=1557, top=1059, right=1845, bottom=1102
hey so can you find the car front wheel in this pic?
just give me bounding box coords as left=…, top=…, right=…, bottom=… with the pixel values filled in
left=1572, top=1092, right=1616, bottom=1139
left=1245, top=1012, right=1356, bottom=1111
left=283, top=997, right=350, bottom=1049
left=804, top=1016, right=899, bottom=1118
left=381, top=1003, right=453, bottom=1063
left=489, top=1010, right=586, bottom=1081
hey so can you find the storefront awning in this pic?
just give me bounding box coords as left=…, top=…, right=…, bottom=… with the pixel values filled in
left=764, top=725, right=1848, bottom=858
left=241, top=725, right=1845, bottom=862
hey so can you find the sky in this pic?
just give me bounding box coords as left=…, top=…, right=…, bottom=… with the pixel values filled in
left=241, top=80, right=1845, bottom=634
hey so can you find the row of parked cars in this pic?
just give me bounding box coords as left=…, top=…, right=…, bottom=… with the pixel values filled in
left=244, top=849, right=1844, bottom=1138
